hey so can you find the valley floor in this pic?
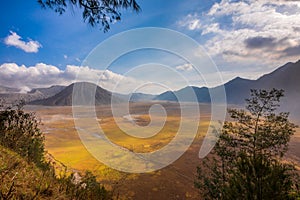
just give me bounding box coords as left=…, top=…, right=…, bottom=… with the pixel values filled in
left=24, top=103, right=300, bottom=200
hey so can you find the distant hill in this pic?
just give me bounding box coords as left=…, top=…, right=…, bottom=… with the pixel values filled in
left=154, top=86, right=211, bottom=102
left=155, top=60, right=300, bottom=115
left=220, top=60, right=300, bottom=104
left=0, top=85, right=20, bottom=93
left=28, top=85, right=66, bottom=97
left=0, top=85, right=65, bottom=104
left=2, top=60, right=300, bottom=116
left=129, top=93, right=156, bottom=102
left=30, top=82, right=121, bottom=106
left=115, top=92, right=156, bottom=102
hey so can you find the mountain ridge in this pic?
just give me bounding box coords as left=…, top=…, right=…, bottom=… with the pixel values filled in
left=30, top=82, right=121, bottom=106
left=1, top=60, right=299, bottom=116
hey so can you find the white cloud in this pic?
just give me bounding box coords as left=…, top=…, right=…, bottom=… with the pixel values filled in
left=207, top=0, right=300, bottom=62
left=175, top=63, right=194, bottom=71
left=180, top=0, right=300, bottom=71
left=177, top=14, right=201, bottom=30
left=0, top=63, right=142, bottom=94
left=63, top=55, right=68, bottom=59
left=4, top=31, right=42, bottom=53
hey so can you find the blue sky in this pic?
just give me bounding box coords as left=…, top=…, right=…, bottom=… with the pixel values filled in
left=0, top=0, right=202, bottom=67
left=1, top=0, right=300, bottom=93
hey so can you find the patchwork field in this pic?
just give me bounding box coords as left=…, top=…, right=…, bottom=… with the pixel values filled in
left=25, top=103, right=300, bottom=199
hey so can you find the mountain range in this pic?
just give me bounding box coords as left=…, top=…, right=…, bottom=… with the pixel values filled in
left=155, top=60, right=300, bottom=105
left=0, top=60, right=299, bottom=115
left=0, top=85, right=21, bottom=93
left=0, top=85, right=66, bottom=104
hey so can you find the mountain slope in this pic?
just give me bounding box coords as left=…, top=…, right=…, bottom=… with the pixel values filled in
left=0, top=85, right=20, bottom=93
left=222, top=60, right=300, bottom=104
left=154, top=86, right=211, bottom=102
left=30, top=82, right=121, bottom=106
left=155, top=60, right=300, bottom=110
left=0, top=145, right=69, bottom=199
left=114, top=92, right=156, bottom=102
left=0, top=85, right=66, bottom=104
left=129, top=93, right=156, bottom=102
left=28, top=85, right=66, bottom=97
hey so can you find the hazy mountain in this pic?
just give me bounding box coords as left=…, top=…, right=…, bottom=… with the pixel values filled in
left=2, top=60, right=300, bottom=116
left=30, top=82, right=122, bottom=106
left=129, top=93, right=156, bottom=102
left=220, top=60, right=300, bottom=105
left=154, top=91, right=176, bottom=102
left=0, top=86, right=20, bottom=93
left=154, top=86, right=211, bottom=102
left=0, top=85, right=66, bottom=104
left=28, top=85, right=66, bottom=97
left=155, top=60, right=300, bottom=115
left=115, top=92, right=156, bottom=102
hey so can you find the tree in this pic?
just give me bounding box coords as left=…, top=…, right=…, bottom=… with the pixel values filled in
left=195, top=89, right=299, bottom=199
left=0, top=101, right=46, bottom=168
left=37, top=0, right=141, bottom=32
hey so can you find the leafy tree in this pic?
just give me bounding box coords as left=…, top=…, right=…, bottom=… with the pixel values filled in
left=37, top=0, right=141, bottom=32
left=0, top=101, right=46, bottom=168
left=195, top=89, right=299, bottom=199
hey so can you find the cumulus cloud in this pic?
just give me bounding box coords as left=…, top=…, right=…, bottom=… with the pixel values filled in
left=0, top=63, right=142, bottom=93
left=175, top=63, right=194, bottom=71
left=179, top=0, right=300, bottom=68
left=4, top=31, right=42, bottom=53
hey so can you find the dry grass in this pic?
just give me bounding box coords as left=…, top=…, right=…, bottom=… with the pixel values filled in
left=0, top=145, right=68, bottom=199
left=24, top=103, right=221, bottom=199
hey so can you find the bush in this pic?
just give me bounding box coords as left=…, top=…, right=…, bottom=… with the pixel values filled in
left=0, top=101, right=111, bottom=199
left=0, top=101, right=45, bottom=168
left=58, top=171, right=110, bottom=200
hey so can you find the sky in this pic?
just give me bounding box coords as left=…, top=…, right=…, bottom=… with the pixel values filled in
left=1, top=0, right=300, bottom=94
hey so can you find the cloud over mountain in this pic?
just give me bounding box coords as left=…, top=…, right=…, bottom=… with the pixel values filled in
left=0, top=63, right=141, bottom=93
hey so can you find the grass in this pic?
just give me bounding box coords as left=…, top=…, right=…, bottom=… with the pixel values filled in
left=44, top=113, right=206, bottom=165
left=30, top=103, right=213, bottom=199
left=0, top=145, right=68, bottom=199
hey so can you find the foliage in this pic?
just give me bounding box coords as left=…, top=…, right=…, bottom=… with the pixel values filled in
left=0, top=101, right=111, bottom=199
left=0, top=101, right=46, bottom=168
left=0, top=145, right=112, bottom=199
left=195, top=89, right=300, bottom=199
left=37, top=0, right=141, bottom=32
left=59, top=171, right=110, bottom=200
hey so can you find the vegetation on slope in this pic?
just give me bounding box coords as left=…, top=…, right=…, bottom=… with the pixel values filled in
left=0, top=101, right=111, bottom=199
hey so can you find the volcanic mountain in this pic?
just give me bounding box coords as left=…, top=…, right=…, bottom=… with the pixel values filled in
left=30, top=82, right=121, bottom=106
